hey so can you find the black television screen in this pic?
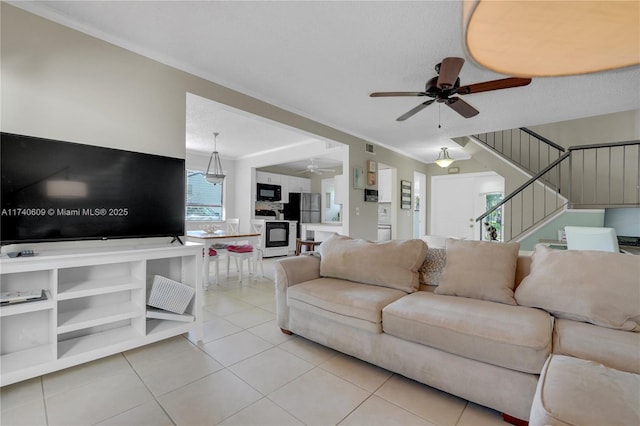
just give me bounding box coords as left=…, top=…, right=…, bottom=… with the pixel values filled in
left=1, top=132, right=185, bottom=245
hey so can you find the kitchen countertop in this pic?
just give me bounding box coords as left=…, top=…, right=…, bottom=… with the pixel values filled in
left=301, top=223, right=344, bottom=241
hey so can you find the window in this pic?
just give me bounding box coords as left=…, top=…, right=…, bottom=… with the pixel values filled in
left=484, top=192, right=503, bottom=241
left=185, top=171, right=223, bottom=221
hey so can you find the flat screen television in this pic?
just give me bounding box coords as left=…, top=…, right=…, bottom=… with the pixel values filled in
left=1, top=132, right=185, bottom=245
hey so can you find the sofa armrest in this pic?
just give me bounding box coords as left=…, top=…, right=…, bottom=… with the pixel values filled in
left=275, top=254, right=321, bottom=330
left=275, top=254, right=321, bottom=289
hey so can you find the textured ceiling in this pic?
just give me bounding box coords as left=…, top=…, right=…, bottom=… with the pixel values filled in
left=14, top=1, right=640, bottom=167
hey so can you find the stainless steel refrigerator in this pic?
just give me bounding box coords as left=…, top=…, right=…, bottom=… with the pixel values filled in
left=283, top=192, right=321, bottom=237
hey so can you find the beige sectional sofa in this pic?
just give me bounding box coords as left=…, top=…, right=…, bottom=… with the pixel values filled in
left=275, top=234, right=640, bottom=423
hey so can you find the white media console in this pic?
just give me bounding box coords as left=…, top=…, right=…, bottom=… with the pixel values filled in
left=0, top=242, right=202, bottom=387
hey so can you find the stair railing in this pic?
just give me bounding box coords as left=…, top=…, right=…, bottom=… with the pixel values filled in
left=474, top=127, right=565, bottom=178
left=475, top=140, right=639, bottom=241
left=476, top=152, right=571, bottom=241
left=568, top=140, right=640, bottom=208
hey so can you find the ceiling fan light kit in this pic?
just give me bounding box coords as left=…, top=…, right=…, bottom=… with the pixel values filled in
left=205, top=132, right=225, bottom=184
left=463, top=0, right=640, bottom=77
left=435, top=147, right=454, bottom=168
left=370, top=56, right=531, bottom=122
left=298, top=158, right=337, bottom=175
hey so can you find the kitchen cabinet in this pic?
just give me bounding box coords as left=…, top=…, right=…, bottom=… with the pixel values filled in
left=282, top=175, right=312, bottom=202
left=378, top=169, right=392, bottom=203
left=256, top=171, right=311, bottom=202
left=288, top=176, right=311, bottom=193
left=377, top=224, right=392, bottom=241
left=288, top=222, right=297, bottom=254
left=301, top=223, right=344, bottom=242
left=256, top=171, right=282, bottom=185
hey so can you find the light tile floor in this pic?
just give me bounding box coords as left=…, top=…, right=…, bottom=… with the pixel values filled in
left=0, top=257, right=508, bottom=426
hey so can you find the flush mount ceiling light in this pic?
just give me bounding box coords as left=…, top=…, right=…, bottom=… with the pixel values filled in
left=435, top=147, right=454, bottom=168
left=206, top=132, right=225, bottom=185
left=463, top=0, right=640, bottom=77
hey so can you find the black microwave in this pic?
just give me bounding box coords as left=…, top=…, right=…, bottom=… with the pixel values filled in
left=257, top=183, right=282, bottom=201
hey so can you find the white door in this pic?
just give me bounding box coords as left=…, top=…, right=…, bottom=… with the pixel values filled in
left=430, top=172, right=504, bottom=240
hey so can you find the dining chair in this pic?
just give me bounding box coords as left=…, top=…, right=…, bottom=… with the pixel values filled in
left=226, top=218, right=240, bottom=234
left=203, top=221, right=227, bottom=287
left=226, top=219, right=265, bottom=280
left=249, top=219, right=265, bottom=276
left=222, top=218, right=243, bottom=279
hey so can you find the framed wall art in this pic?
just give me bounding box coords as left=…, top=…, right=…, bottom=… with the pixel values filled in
left=353, top=167, right=365, bottom=189
left=367, top=160, right=377, bottom=173
left=367, top=171, right=377, bottom=186
left=401, top=180, right=412, bottom=210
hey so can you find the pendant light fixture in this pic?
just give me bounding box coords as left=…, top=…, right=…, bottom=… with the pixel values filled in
left=435, top=147, right=454, bottom=168
left=205, top=132, right=225, bottom=185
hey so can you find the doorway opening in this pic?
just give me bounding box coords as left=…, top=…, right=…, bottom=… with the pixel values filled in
left=430, top=172, right=504, bottom=240
left=413, top=171, right=426, bottom=238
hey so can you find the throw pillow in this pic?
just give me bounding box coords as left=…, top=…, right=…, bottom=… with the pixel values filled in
left=515, top=245, right=640, bottom=332
left=418, top=248, right=447, bottom=286
left=318, top=234, right=427, bottom=293
left=434, top=239, right=520, bottom=305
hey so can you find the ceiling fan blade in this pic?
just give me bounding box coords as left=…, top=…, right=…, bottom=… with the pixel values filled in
left=437, top=57, right=465, bottom=90
left=370, top=92, right=428, bottom=97
left=396, top=99, right=435, bottom=121
left=445, top=97, right=479, bottom=118
left=456, top=77, right=532, bottom=95
left=318, top=168, right=336, bottom=173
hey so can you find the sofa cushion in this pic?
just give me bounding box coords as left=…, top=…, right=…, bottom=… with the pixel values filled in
left=287, top=278, right=407, bottom=333
left=382, top=292, right=552, bottom=373
left=418, top=247, right=446, bottom=287
left=419, top=235, right=459, bottom=249
left=434, top=239, right=520, bottom=305
left=515, top=245, right=640, bottom=332
left=530, top=355, right=640, bottom=426
left=317, top=234, right=427, bottom=293
left=553, top=318, right=640, bottom=375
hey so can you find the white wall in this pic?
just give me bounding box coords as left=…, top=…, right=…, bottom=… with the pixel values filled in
left=1, top=5, right=187, bottom=158
left=528, top=110, right=639, bottom=147
left=1, top=4, right=431, bottom=241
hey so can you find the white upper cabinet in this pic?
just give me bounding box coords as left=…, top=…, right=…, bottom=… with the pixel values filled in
left=256, top=171, right=282, bottom=185
left=378, top=169, right=392, bottom=203
left=288, top=176, right=311, bottom=193
left=256, top=171, right=310, bottom=202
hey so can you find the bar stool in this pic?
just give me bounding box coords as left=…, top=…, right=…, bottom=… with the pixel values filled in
left=295, top=238, right=322, bottom=255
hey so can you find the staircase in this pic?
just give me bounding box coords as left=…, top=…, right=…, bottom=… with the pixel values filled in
left=472, top=128, right=640, bottom=242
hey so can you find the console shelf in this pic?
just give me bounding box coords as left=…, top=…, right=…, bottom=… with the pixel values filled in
left=0, top=242, right=202, bottom=387
left=58, top=277, right=144, bottom=300
left=0, top=344, right=56, bottom=374
left=58, top=325, right=141, bottom=359
left=57, top=301, right=142, bottom=334
left=0, top=291, right=54, bottom=317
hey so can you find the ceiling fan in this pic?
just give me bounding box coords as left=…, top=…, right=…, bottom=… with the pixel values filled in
left=298, top=158, right=336, bottom=175
left=370, top=57, right=532, bottom=121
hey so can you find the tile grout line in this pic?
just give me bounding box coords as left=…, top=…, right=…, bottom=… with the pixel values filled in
left=454, top=401, right=470, bottom=426
left=39, top=376, right=50, bottom=426
left=117, top=350, right=178, bottom=426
